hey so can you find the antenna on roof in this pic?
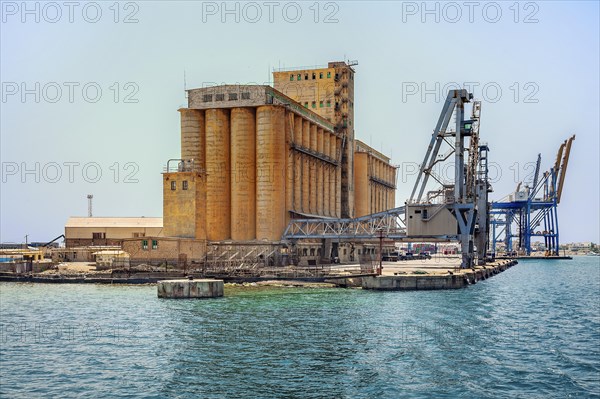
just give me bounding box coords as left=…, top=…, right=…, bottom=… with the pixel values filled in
left=184, top=70, right=188, bottom=99
left=87, top=194, right=93, bottom=217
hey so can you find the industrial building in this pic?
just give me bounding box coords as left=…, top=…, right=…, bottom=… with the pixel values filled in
left=164, top=61, right=397, bottom=248
left=273, top=61, right=357, bottom=218
left=60, top=61, right=397, bottom=268
left=165, top=84, right=342, bottom=242
left=64, top=217, right=163, bottom=247
left=354, top=140, right=396, bottom=217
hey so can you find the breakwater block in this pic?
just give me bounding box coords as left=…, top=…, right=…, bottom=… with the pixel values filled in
left=157, top=279, right=224, bottom=299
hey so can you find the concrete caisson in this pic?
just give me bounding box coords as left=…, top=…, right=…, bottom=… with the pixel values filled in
left=157, top=279, right=224, bottom=298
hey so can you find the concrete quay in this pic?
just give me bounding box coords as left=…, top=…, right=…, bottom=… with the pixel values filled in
left=157, top=279, right=224, bottom=298
left=360, top=258, right=518, bottom=291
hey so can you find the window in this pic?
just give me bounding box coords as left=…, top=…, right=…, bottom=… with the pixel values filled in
left=241, top=92, right=250, bottom=100
left=304, top=102, right=308, bottom=108
left=343, top=248, right=347, bottom=255
left=152, top=240, right=158, bottom=250
left=132, top=232, right=145, bottom=238
left=310, top=248, right=315, bottom=256
left=171, top=181, right=176, bottom=190
left=327, top=72, right=331, bottom=78
left=182, top=181, right=188, bottom=190
left=312, top=73, right=316, bottom=80
left=92, top=232, right=106, bottom=239
left=304, top=73, right=308, bottom=80
left=290, top=74, right=294, bottom=81
left=303, top=248, right=308, bottom=256
left=215, top=93, right=225, bottom=101
left=319, top=72, right=323, bottom=79
left=142, top=240, right=148, bottom=250
left=202, top=94, right=212, bottom=102
left=311, top=101, right=316, bottom=108
left=228, top=93, right=238, bottom=101
left=297, top=74, right=301, bottom=81
left=326, top=100, right=331, bottom=107
left=319, top=100, right=323, bottom=108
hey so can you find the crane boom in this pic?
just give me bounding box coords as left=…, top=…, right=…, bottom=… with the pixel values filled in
left=556, top=135, right=575, bottom=204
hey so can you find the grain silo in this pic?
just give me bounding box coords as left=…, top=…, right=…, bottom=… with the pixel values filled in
left=205, top=108, right=231, bottom=241
left=256, top=105, right=286, bottom=241
left=230, top=107, right=256, bottom=240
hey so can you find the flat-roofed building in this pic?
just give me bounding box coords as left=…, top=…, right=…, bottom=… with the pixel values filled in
left=64, top=217, right=163, bottom=247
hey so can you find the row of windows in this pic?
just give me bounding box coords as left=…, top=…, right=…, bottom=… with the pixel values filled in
left=289, top=71, right=355, bottom=82
left=142, top=240, right=158, bottom=250
left=304, top=100, right=332, bottom=109
left=358, top=248, right=376, bottom=255
left=171, top=181, right=188, bottom=190
left=290, top=71, right=332, bottom=81
left=202, top=92, right=251, bottom=102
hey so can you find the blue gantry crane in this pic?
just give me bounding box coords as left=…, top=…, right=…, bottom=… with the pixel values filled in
left=490, top=135, right=575, bottom=257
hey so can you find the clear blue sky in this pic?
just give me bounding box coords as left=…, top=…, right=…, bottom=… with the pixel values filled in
left=1, top=1, right=598, bottom=244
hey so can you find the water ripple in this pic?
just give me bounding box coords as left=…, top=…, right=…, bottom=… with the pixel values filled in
left=1, top=257, right=599, bottom=398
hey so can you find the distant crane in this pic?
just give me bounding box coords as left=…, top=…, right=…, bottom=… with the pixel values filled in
left=491, top=135, right=575, bottom=256
left=87, top=194, right=93, bottom=217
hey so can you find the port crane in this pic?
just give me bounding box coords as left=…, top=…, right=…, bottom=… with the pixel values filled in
left=283, top=90, right=491, bottom=268
left=490, top=135, right=575, bottom=256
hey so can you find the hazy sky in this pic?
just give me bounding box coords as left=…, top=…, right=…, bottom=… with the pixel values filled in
left=1, top=1, right=598, bottom=244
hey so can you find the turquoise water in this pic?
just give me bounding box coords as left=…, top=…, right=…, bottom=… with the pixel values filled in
left=1, top=257, right=599, bottom=398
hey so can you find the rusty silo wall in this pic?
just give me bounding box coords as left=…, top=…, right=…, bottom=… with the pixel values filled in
left=309, top=124, right=317, bottom=214
left=180, top=109, right=205, bottom=168
left=256, top=105, right=286, bottom=241
left=205, top=108, right=231, bottom=241
left=317, top=128, right=324, bottom=216
left=329, top=134, right=337, bottom=218
left=354, top=152, right=369, bottom=217
left=284, top=111, right=294, bottom=226
left=323, top=133, right=331, bottom=216
left=335, top=137, right=342, bottom=218
left=230, top=107, right=256, bottom=240
left=302, top=120, right=310, bottom=213
left=293, top=115, right=303, bottom=212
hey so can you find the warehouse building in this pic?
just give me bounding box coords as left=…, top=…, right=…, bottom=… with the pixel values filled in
left=64, top=217, right=163, bottom=247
